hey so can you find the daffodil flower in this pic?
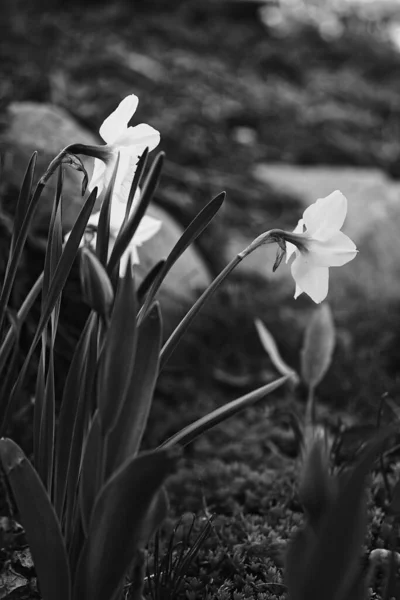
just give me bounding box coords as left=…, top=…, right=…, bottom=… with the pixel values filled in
left=65, top=94, right=162, bottom=273
left=285, top=190, right=357, bottom=303
left=90, top=94, right=160, bottom=203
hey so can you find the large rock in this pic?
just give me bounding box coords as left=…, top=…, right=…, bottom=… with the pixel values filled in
left=227, top=163, right=400, bottom=306
left=0, top=101, right=213, bottom=332
left=1, top=102, right=99, bottom=231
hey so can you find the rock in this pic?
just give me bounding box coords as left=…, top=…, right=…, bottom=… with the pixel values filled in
left=0, top=101, right=213, bottom=334
left=0, top=101, right=99, bottom=231
left=227, top=163, right=400, bottom=306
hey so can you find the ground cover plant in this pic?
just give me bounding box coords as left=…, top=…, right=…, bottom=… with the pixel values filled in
left=3, top=1, right=400, bottom=599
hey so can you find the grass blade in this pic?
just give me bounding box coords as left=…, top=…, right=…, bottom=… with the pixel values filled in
left=72, top=449, right=178, bottom=600
left=0, top=439, right=71, bottom=600
left=139, top=191, right=225, bottom=323
left=159, top=375, right=289, bottom=449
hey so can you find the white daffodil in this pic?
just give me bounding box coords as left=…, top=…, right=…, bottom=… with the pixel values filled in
left=65, top=94, right=162, bottom=273
left=285, top=190, right=357, bottom=303
left=90, top=94, right=160, bottom=203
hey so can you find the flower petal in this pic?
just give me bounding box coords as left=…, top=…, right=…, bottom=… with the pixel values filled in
left=286, top=218, right=305, bottom=262
left=132, top=215, right=162, bottom=247
left=306, top=231, right=358, bottom=267
left=112, top=148, right=139, bottom=205
left=291, top=257, right=329, bottom=303
left=89, top=157, right=108, bottom=195
left=99, top=95, right=139, bottom=144
left=115, top=123, right=160, bottom=151
left=303, top=191, right=347, bottom=237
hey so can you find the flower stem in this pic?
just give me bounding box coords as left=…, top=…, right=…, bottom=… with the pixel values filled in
left=159, top=229, right=282, bottom=370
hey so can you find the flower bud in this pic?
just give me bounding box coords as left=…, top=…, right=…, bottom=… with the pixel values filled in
left=79, top=246, right=114, bottom=318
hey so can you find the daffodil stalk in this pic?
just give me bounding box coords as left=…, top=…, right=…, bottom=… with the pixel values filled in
left=159, top=228, right=305, bottom=369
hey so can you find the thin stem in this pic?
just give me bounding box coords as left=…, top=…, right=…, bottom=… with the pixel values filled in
left=159, top=229, right=283, bottom=370
left=305, top=384, right=316, bottom=426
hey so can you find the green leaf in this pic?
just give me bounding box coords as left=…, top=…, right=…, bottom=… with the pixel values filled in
left=35, top=167, right=63, bottom=493
left=255, top=318, right=299, bottom=384
left=301, top=303, right=335, bottom=389
left=10, top=152, right=37, bottom=256
left=0, top=273, right=43, bottom=383
left=107, top=152, right=164, bottom=275
left=79, top=247, right=114, bottom=319
left=62, top=317, right=98, bottom=540
left=0, top=439, right=71, bottom=600
left=79, top=411, right=102, bottom=536
left=106, top=303, right=162, bottom=476
left=124, top=147, right=149, bottom=220
left=54, top=313, right=98, bottom=521
left=96, top=154, right=120, bottom=265
left=159, top=375, right=289, bottom=449
left=139, top=191, right=225, bottom=323
left=286, top=428, right=393, bottom=600
left=137, top=260, right=165, bottom=305
left=298, top=430, right=337, bottom=532
left=72, top=449, right=178, bottom=600
left=0, top=310, right=21, bottom=405
left=3, top=187, right=98, bottom=435
left=137, top=487, right=169, bottom=547
left=0, top=155, right=42, bottom=334
left=97, top=264, right=138, bottom=435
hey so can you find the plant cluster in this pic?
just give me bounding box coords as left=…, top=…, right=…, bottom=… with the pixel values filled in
left=0, top=93, right=399, bottom=600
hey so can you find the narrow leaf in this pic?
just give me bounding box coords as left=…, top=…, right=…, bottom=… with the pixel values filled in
left=124, top=147, right=149, bottom=220
left=107, top=152, right=164, bottom=274
left=79, top=247, right=114, bottom=319
left=0, top=439, right=70, bottom=600
left=137, top=260, right=165, bottom=305
left=287, top=428, right=394, bottom=600
left=139, top=191, right=225, bottom=323
left=97, top=264, right=138, bottom=435
left=301, top=304, right=335, bottom=389
left=79, top=412, right=102, bottom=536
left=159, top=375, right=289, bottom=449
left=10, top=152, right=37, bottom=256
left=54, top=313, right=98, bottom=520
left=96, top=154, right=120, bottom=265
left=255, top=318, right=299, bottom=384
left=0, top=272, right=43, bottom=381
left=72, top=449, right=178, bottom=600
left=106, top=303, right=162, bottom=476
left=3, top=187, right=98, bottom=434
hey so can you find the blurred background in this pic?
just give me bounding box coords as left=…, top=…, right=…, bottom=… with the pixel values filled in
left=3, top=0, right=400, bottom=431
